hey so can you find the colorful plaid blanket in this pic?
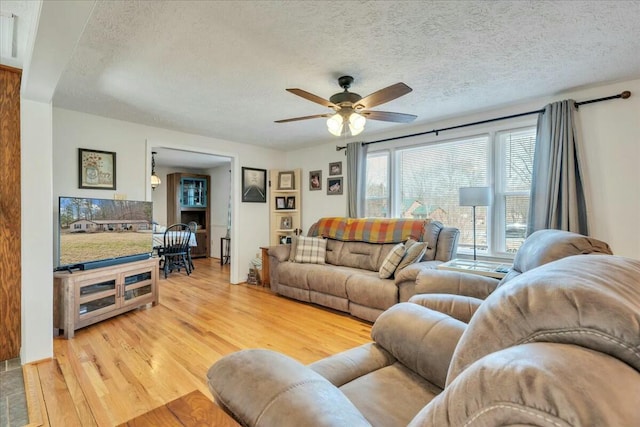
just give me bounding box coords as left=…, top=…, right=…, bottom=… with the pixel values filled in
left=310, top=217, right=426, bottom=243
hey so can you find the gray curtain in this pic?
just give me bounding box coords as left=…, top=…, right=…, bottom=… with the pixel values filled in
left=527, top=99, right=588, bottom=236
left=346, top=141, right=368, bottom=218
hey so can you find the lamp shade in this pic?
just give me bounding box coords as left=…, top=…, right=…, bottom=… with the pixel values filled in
left=459, top=187, right=492, bottom=206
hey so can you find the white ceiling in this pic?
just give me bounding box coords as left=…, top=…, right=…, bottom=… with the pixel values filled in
left=3, top=1, right=640, bottom=154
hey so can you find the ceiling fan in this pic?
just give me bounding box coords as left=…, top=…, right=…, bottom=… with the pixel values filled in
left=275, top=76, right=417, bottom=137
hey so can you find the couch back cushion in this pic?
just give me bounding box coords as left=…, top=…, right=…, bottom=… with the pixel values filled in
left=325, top=239, right=398, bottom=271
left=498, top=229, right=613, bottom=285
left=447, top=255, right=640, bottom=385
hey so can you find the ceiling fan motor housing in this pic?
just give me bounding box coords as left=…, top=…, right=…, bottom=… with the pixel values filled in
left=330, top=75, right=363, bottom=107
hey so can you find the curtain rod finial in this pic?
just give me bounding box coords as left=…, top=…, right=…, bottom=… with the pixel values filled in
left=621, top=91, right=631, bottom=99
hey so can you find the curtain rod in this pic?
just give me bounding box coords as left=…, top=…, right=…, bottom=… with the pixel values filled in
left=336, top=90, right=631, bottom=151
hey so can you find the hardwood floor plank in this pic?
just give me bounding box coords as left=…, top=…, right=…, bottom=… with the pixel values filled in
left=35, top=359, right=83, bottom=426
left=28, top=258, right=372, bottom=426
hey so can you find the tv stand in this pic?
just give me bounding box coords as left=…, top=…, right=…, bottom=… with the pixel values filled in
left=53, top=258, right=158, bottom=338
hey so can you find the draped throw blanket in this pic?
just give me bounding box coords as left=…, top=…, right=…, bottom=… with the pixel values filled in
left=527, top=99, right=589, bottom=236
left=309, top=217, right=427, bottom=244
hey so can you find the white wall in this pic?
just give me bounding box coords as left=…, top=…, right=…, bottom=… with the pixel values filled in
left=21, top=98, right=54, bottom=363
left=210, top=164, right=231, bottom=259
left=287, top=79, right=640, bottom=259
left=53, top=108, right=286, bottom=283
left=286, top=145, right=349, bottom=233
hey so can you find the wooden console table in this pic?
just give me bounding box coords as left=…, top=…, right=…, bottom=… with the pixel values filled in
left=53, top=258, right=158, bottom=339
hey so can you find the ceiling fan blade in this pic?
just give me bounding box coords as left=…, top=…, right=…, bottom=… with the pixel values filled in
left=361, top=110, right=417, bottom=123
left=356, top=83, right=412, bottom=109
left=286, top=88, right=337, bottom=109
left=275, top=113, right=332, bottom=123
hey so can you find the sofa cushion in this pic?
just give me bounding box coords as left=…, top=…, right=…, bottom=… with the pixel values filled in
left=396, top=242, right=428, bottom=273
left=347, top=273, right=400, bottom=311
left=294, top=236, right=327, bottom=264
left=379, top=243, right=406, bottom=279
left=422, top=221, right=443, bottom=261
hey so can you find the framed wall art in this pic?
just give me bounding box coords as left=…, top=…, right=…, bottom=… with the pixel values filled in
left=278, top=170, right=295, bottom=190
left=242, top=167, right=267, bottom=202
left=78, top=148, right=116, bottom=190
left=280, top=216, right=293, bottom=230
left=327, top=177, right=343, bottom=195
left=309, top=170, right=322, bottom=191
left=286, top=196, right=296, bottom=209
left=329, top=161, right=342, bottom=176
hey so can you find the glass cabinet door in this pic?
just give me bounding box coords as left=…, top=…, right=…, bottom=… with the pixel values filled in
left=78, top=278, right=117, bottom=317
left=122, top=270, right=154, bottom=306
left=181, top=178, right=207, bottom=207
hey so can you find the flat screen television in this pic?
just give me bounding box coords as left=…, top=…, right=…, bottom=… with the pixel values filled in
left=57, top=196, right=154, bottom=271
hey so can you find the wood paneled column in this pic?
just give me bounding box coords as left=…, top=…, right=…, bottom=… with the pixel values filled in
left=0, top=64, right=22, bottom=361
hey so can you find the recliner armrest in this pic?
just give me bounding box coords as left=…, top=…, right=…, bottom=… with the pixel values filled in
left=207, top=349, right=371, bottom=427
left=309, top=342, right=396, bottom=387
left=415, top=269, right=499, bottom=299
left=267, top=244, right=290, bottom=262
left=371, top=303, right=466, bottom=390
left=409, top=293, right=483, bottom=323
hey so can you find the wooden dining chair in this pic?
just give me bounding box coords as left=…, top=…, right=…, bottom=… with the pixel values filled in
left=157, top=223, right=192, bottom=278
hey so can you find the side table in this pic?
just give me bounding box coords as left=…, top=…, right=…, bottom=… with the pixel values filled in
left=437, top=259, right=512, bottom=279
left=220, top=237, right=231, bottom=265
left=260, top=247, right=270, bottom=288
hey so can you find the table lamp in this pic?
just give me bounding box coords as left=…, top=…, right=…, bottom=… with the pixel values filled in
left=459, top=187, right=492, bottom=260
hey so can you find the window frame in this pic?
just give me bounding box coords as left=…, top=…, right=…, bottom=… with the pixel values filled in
left=365, top=119, right=536, bottom=259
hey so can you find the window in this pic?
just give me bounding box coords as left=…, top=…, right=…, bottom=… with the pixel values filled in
left=365, top=126, right=536, bottom=257
left=496, top=127, right=536, bottom=253
left=365, top=152, right=389, bottom=217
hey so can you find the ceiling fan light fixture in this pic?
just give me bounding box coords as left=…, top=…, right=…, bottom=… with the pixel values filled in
left=327, top=113, right=344, bottom=136
left=348, top=112, right=366, bottom=135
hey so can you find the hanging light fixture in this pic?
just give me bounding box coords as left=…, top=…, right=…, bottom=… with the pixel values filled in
left=151, top=151, right=161, bottom=190
left=326, top=109, right=366, bottom=137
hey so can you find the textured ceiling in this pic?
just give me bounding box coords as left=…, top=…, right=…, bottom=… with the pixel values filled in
left=26, top=1, right=640, bottom=150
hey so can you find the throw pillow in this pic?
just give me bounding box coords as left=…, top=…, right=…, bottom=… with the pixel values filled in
left=395, top=242, right=428, bottom=273
left=404, top=237, right=418, bottom=251
left=379, top=243, right=406, bottom=279
left=294, top=236, right=327, bottom=264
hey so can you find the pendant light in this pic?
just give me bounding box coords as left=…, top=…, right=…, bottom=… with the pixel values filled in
left=151, top=151, right=161, bottom=190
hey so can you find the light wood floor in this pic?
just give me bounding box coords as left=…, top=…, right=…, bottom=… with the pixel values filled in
left=24, top=258, right=373, bottom=426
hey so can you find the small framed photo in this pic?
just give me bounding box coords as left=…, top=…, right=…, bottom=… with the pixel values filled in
left=286, top=196, right=296, bottom=209
left=278, top=171, right=295, bottom=190
left=329, top=161, right=342, bottom=176
left=79, top=148, right=116, bottom=190
left=275, top=196, right=286, bottom=210
left=327, top=177, right=343, bottom=195
left=242, top=167, right=267, bottom=203
left=280, top=216, right=293, bottom=230
left=309, top=170, right=322, bottom=191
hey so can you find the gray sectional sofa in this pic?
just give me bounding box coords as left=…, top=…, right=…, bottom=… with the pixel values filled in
left=268, top=219, right=459, bottom=322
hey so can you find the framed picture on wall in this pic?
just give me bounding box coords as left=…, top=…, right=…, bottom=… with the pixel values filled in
left=278, top=171, right=295, bottom=190
left=327, top=177, right=343, bottom=195
left=78, top=148, right=116, bottom=190
left=280, top=216, right=293, bottom=230
left=286, top=197, right=296, bottom=209
left=329, top=161, right=342, bottom=176
left=241, top=167, right=267, bottom=202
left=309, top=170, right=322, bottom=190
